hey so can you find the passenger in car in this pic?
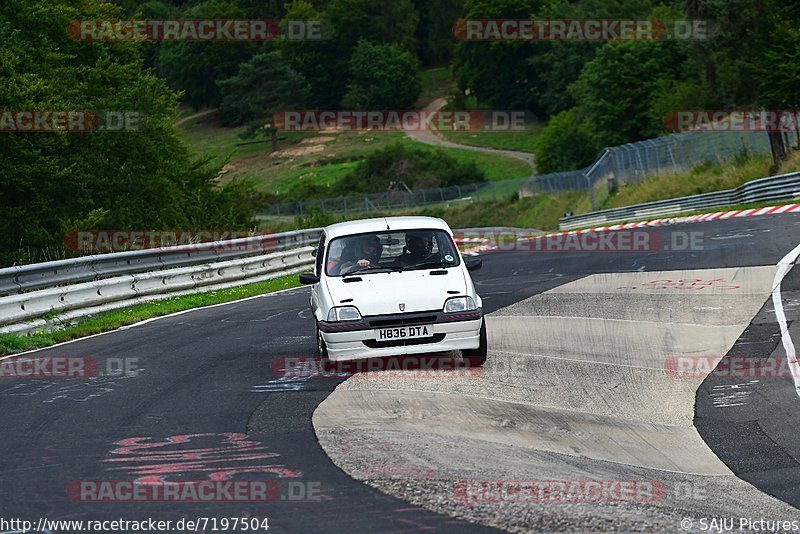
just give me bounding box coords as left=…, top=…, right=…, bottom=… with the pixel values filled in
left=396, top=231, right=437, bottom=266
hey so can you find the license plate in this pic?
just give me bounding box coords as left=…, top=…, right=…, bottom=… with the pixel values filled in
left=375, top=325, right=433, bottom=341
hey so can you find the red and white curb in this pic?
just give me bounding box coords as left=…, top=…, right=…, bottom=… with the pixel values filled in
left=454, top=203, right=800, bottom=255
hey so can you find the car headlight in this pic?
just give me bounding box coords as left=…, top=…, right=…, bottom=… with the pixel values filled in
left=327, top=306, right=362, bottom=322
left=443, top=296, right=476, bottom=313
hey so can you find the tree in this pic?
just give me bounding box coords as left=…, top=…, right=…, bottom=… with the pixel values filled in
left=569, top=40, right=689, bottom=146
left=155, top=0, right=262, bottom=110
left=217, top=51, right=310, bottom=151
left=411, top=0, right=466, bottom=66
left=0, top=0, right=257, bottom=266
left=452, top=0, right=542, bottom=112
left=341, top=41, right=421, bottom=109
left=279, top=0, right=332, bottom=108
left=533, top=109, right=601, bottom=174
left=317, top=0, right=419, bottom=107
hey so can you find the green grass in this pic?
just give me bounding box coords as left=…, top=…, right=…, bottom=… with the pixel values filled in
left=438, top=124, right=542, bottom=153
left=600, top=154, right=773, bottom=210
left=177, top=112, right=316, bottom=162
left=178, top=114, right=531, bottom=191
left=0, top=274, right=302, bottom=356
left=445, top=147, right=532, bottom=181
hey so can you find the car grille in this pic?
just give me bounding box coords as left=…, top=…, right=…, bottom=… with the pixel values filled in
left=362, top=334, right=446, bottom=348
left=368, top=314, right=438, bottom=328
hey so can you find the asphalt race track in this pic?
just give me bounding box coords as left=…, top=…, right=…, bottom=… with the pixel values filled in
left=1, top=213, right=799, bottom=533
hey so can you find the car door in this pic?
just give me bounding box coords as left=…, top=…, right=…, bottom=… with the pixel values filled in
left=310, top=232, right=325, bottom=317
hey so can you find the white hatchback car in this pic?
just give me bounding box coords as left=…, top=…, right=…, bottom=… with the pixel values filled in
left=298, top=216, right=487, bottom=366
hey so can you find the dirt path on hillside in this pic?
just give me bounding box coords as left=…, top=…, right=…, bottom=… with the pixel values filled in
left=404, top=98, right=536, bottom=179
left=175, top=109, right=216, bottom=126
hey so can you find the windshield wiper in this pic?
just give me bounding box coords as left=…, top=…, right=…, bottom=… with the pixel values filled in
left=398, top=259, right=451, bottom=272
left=343, top=265, right=393, bottom=276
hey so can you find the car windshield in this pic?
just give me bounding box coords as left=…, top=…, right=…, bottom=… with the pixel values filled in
left=325, top=229, right=460, bottom=277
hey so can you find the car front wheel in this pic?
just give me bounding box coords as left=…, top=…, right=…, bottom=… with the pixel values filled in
left=462, top=320, right=487, bottom=367
left=315, top=321, right=328, bottom=359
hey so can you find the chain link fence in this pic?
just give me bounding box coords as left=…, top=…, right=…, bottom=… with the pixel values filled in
left=259, top=178, right=526, bottom=217
left=259, top=130, right=798, bottom=217
left=521, top=130, right=798, bottom=208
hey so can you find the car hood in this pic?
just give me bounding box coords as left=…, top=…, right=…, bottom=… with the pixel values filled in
left=324, top=268, right=468, bottom=316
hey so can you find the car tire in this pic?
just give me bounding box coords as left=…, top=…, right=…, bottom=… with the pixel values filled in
left=315, top=321, right=328, bottom=359
left=462, top=320, right=487, bottom=367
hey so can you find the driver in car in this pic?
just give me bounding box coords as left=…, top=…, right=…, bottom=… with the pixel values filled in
left=397, top=231, right=438, bottom=267
left=340, top=235, right=382, bottom=274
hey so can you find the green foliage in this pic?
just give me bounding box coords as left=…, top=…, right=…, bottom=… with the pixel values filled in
left=294, top=203, right=338, bottom=229
left=155, top=0, right=262, bottom=110
left=342, top=41, right=422, bottom=109
left=335, top=142, right=485, bottom=194
left=218, top=50, right=310, bottom=133
left=411, top=0, right=466, bottom=66
left=279, top=0, right=332, bottom=108
left=0, top=0, right=257, bottom=266
left=453, top=0, right=654, bottom=118
left=533, top=109, right=601, bottom=174
left=316, top=0, right=420, bottom=107
left=569, top=40, right=689, bottom=146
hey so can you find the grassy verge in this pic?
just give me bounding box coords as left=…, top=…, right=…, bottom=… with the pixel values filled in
left=439, top=125, right=542, bottom=153
left=0, top=274, right=302, bottom=356
left=445, top=147, right=532, bottom=181
left=600, top=154, right=773, bottom=210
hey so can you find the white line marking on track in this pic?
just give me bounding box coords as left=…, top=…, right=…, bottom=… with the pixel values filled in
left=772, top=242, right=800, bottom=398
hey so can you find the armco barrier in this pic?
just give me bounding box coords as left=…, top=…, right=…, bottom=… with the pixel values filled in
left=559, top=171, right=800, bottom=230
left=0, top=246, right=317, bottom=329
left=0, top=228, right=322, bottom=297
left=0, top=228, right=322, bottom=335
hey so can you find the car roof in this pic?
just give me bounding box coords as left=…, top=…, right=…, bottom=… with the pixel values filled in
left=323, top=216, right=452, bottom=240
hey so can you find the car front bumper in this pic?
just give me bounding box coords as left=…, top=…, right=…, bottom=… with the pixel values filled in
left=319, top=310, right=483, bottom=362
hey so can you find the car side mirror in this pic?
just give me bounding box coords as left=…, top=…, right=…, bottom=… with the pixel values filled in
left=465, top=258, right=482, bottom=271
left=311, top=249, right=317, bottom=257
left=299, top=273, right=320, bottom=285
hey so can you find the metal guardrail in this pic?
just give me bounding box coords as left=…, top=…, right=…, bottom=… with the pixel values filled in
left=0, top=228, right=322, bottom=297
left=559, top=171, right=800, bottom=230
left=0, top=228, right=323, bottom=335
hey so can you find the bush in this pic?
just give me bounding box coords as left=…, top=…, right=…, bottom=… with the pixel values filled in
left=335, top=143, right=485, bottom=194
left=534, top=109, right=601, bottom=174
left=341, top=40, right=422, bottom=109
